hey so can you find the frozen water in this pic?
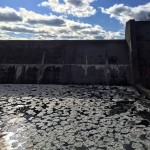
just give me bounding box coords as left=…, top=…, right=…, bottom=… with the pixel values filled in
left=0, top=85, right=150, bottom=150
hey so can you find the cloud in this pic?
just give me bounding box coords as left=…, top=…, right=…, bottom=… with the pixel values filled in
left=70, top=22, right=91, bottom=30
left=81, top=29, right=100, bottom=35
left=0, top=7, right=123, bottom=40
left=0, top=30, right=30, bottom=40
left=0, top=7, right=22, bottom=22
left=67, top=0, right=84, bottom=7
left=27, top=18, right=65, bottom=26
left=19, top=8, right=65, bottom=26
left=0, top=25, right=45, bottom=33
left=0, top=34, right=27, bottom=40
left=38, top=0, right=96, bottom=18
left=100, top=3, right=150, bottom=24
left=94, top=35, right=104, bottom=40
left=56, top=35, right=80, bottom=40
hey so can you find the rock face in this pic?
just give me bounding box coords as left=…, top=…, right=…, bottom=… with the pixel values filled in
left=0, top=85, right=150, bottom=150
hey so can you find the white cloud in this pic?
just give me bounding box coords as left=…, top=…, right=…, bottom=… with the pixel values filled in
left=38, top=0, right=96, bottom=18
left=0, top=24, right=46, bottom=33
left=0, top=31, right=29, bottom=40
left=100, top=2, right=150, bottom=24
left=0, top=7, right=22, bottom=22
left=0, top=7, right=123, bottom=40
left=20, top=8, right=65, bottom=26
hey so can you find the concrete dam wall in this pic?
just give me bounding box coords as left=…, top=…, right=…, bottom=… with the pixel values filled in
left=0, top=20, right=149, bottom=85
left=0, top=40, right=131, bottom=84
left=135, top=21, right=150, bottom=88
left=125, top=20, right=150, bottom=88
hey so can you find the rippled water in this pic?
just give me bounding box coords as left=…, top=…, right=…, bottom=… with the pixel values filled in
left=0, top=85, right=150, bottom=150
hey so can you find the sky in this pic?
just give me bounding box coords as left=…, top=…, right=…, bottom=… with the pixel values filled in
left=0, top=0, right=150, bottom=40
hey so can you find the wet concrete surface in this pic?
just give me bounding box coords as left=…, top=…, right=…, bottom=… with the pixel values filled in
left=0, top=85, right=150, bottom=150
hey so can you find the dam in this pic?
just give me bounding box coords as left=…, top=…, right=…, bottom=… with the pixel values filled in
left=0, top=20, right=150, bottom=87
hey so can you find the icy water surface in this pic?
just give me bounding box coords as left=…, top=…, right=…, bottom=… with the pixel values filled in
left=0, top=85, right=150, bottom=150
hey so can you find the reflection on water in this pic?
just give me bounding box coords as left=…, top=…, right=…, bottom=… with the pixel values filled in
left=0, top=85, right=150, bottom=150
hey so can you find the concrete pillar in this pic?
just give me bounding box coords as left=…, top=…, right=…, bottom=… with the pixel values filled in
left=125, top=20, right=140, bottom=84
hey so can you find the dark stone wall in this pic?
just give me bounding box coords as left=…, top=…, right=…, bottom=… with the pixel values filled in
left=0, top=40, right=131, bottom=85
left=125, top=20, right=139, bottom=84
left=135, top=21, right=150, bottom=88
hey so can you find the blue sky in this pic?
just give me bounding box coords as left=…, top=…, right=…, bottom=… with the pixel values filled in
left=0, top=0, right=150, bottom=40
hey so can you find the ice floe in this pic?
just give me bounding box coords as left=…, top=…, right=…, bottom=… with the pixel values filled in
left=0, top=85, right=150, bottom=149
